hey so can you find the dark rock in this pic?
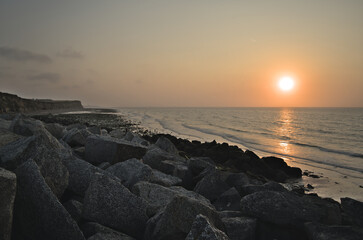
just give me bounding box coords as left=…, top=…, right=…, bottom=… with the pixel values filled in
left=225, top=172, right=261, bottom=189
left=222, top=217, right=256, bottom=240
left=244, top=150, right=260, bottom=161
left=341, top=197, right=363, bottom=227
left=0, top=168, right=16, bottom=240
left=87, top=126, right=102, bottom=135
left=0, top=118, right=11, bottom=129
left=132, top=181, right=212, bottom=216
left=131, top=134, right=149, bottom=146
left=213, top=187, right=241, bottom=211
left=305, top=222, right=363, bottom=240
left=81, top=222, right=123, bottom=238
left=143, top=146, right=186, bottom=170
left=194, top=169, right=230, bottom=202
left=146, top=195, right=225, bottom=240
left=217, top=211, right=244, bottom=219
left=237, top=181, right=287, bottom=197
left=63, top=199, right=83, bottom=223
left=97, top=162, right=111, bottom=170
left=188, top=157, right=215, bottom=176
left=185, top=214, right=229, bottom=240
left=13, top=159, right=85, bottom=240
left=9, top=115, right=44, bottom=136
left=62, top=128, right=87, bottom=147
left=240, top=191, right=341, bottom=228
left=0, top=129, right=69, bottom=198
left=0, top=128, right=22, bottom=147
left=82, top=173, right=148, bottom=239
left=88, top=232, right=135, bottom=240
left=73, top=146, right=86, bottom=159
left=150, top=169, right=182, bottom=187
left=85, top=135, right=147, bottom=165
left=45, top=122, right=65, bottom=139
left=109, top=128, right=126, bottom=138
left=106, top=158, right=153, bottom=189
left=307, top=184, right=314, bottom=189
left=155, top=136, right=179, bottom=155
left=261, top=156, right=302, bottom=178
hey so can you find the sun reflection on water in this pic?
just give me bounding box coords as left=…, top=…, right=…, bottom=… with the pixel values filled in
left=277, top=109, right=294, bottom=156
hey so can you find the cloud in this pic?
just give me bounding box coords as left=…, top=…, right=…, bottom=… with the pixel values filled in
left=27, top=72, right=60, bottom=83
left=0, top=46, right=52, bottom=63
left=57, top=48, right=84, bottom=59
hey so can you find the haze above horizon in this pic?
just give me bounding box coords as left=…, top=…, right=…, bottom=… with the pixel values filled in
left=1, top=1, right=362, bottom=107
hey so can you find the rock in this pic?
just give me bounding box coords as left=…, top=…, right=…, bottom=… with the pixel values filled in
left=101, top=129, right=108, bottom=135
left=132, top=181, right=212, bottom=216
left=0, top=129, right=69, bottom=198
left=188, top=157, right=215, bottom=176
left=106, top=158, right=153, bottom=189
left=217, top=211, right=244, bottom=219
left=155, top=136, right=179, bottom=155
left=261, top=156, right=302, bottom=178
left=237, top=181, right=287, bottom=197
left=225, top=172, right=262, bottom=189
left=150, top=169, right=182, bottom=187
left=109, top=128, right=126, bottom=138
left=63, top=199, right=83, bottom=223
left=87, top=126, right=101, bottom=135
left=62, top=157, right=104, bottom=197
left=45, top=122, right=65, bottom=139
left=0, top=128, right=22, bottom=147
left=185, top=214, right=229, bottom=240
left=0, top=168, right=16, bottom=240
left=81, top=222, right=124, bottom=238
left=13, top=159, right=85, bottom=240
left=304, top=222, right=363, bottom=240
left=222, top=217, right=256, bottom=240
left=240, top=191, right=341, bottom=228
left=83, top=173, right=148, bottom=239
left=0, top=117, right=11, bottom=129
left=194, top=169, right=230, bottom=202
left=131, top=134, right=150, bottom=146
left=123, top=131, right=135, bottom=141
left=85, top=135, right=147, bottom=165
left=146, top=195, right=224, bottom=240
left=98, top=161, right=111, bottom=170
left=143, top=146, right=187, bottom=170
left=88, top=232, right=135, bottom=240
left=63, top=128, right=87, bottom=147
left=73, top=146, right=86, bottom=159
left=213, top=187, right=241, bottom=211
left=66, top=123, right=87, bottom=130
left=9, top=115, right=44, bottom=136
left=341, top=197, right=363, bottom=227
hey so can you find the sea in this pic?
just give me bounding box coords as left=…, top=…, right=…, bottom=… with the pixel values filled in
left=117, top=107, right=363, bottom=201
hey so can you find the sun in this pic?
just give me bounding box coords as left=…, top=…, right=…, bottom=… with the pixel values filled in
left=278, top=76, right=295, bottom=91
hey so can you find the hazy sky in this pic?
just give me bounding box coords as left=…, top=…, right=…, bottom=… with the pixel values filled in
left=1, top=1, right=362, bottom=107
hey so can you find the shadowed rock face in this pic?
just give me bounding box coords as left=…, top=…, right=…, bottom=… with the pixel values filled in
left=0, top=168, right=16, bottom=240
left=13, top=159, right=85, bottom=240
left=0, top=92, right=83, bottom=113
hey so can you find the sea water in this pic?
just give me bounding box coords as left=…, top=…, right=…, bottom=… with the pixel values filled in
left=118, top=107, right=363, bottom=201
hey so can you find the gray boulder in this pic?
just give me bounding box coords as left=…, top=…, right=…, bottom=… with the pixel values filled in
left=0, top=129, right=69, bottom=198
left=0, top=118, right=11, bottom=130
left=0, top=128, right=22, bottom=147
left=132, top=181, right=212, bottom=215
left=146, top=195, right=224, bottom=240
left=88, top=232, right=135, bottom=240
left=63, top=199, right=83, bottom=223
left=81, top=222, right=134, bottom=239
left=304, top=222, right=363, bottom=240
left=0, top=168, right=16, bottom=240
left=194, top=169, right=230, bottom=202
left=62, top=128, right=88, bottom=147
left=222, top=217, right=256, bottom=240
left=237, top=181, right=287, bottom=197
left=341, top=197, right=363, bottom=227
left=155, top=136, right=179, bottom=155
left=85, top=135, right=147, bottom=165
left=109, top=128, right=126, bottom=138
left=45, top=122, right=65, bottom=139
left=143, top=146, right=186, bottom=170
left=225, top=172, right=262, bottom=189
left=217, top=211, right=244, bottom=219
left=150, top=169, right=182, bottom=187
left=13, top=159, right=85, bottom=240
left=83, top=173, right=149, bottom=239
left=186, top=214, right=229, bottom=240
left=9, top=115, right=44, bottom=136
left=97, top=161, right=111, bottom=170
left=188, top=157, right=215, bottom=176
left=213, top=187, right=241, bottom=211
left=106, top=158, right=153, bottom=189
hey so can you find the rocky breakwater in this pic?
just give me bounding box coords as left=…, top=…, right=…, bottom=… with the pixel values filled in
left=0, top=114, right=362, bottom=240
left=0, top=92, right=83, bottom=113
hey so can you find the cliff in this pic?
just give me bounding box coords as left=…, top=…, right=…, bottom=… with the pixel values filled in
left=0, top=92, right=83, bottom=113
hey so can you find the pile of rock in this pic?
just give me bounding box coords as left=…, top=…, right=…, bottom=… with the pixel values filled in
left=0, top=114, right=362, bottom=240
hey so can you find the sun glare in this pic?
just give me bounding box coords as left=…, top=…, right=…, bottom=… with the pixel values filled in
left=278, top=76, right=295, bottom=91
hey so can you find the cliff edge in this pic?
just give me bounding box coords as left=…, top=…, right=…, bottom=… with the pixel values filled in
left=0, top=92, right=83, bottom=113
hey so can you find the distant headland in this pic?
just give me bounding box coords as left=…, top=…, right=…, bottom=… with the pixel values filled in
left=0, top=92, right=83, bottom=113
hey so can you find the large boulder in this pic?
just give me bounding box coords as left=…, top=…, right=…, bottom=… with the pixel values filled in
left=146, top=195, right=224, bottom=240
left=222, top=217, right=256, bottom=240
left=9, top=115, right=44, bottom=136
left=106, top=158, right=153, bottom=189
left=88, top=232, right=135, bottom=240
left=143, top=146, right=186, bottom=170
left=85, top=135, right=147, bottom=165
left=188, top=157, right=215, bottom=176
left=132, top=181, right=212, bottom=215
left=63, top=199, right=83, bottom=223
left=240, top=191, right=341, bottom=228
left=341, top=197, right=363, bottom=227
left=261, top=156, right=302, bottom=179
left=237, top=181, right=287, bottom=197
left=0, top=128, right=22, bottom=147
left=213, top=187, right=241, bottom=211
left=0, top=168, right=16, bottom=240
left=304, top=222, right=363, bottom=240
left=0, top=129, right=69, bottom=198
left=81, top=222, right=129, bottom=239
left=82, top=173, right=149, bottom=239
left=45, top=122, right=65, bottom=139
left=62, top=128, right=88, bottom=147
left=150, top=169, right=182, bottom=187
left=13, top=159, right=85, bottom=240
left=155, top=136, right=179, bottom=155
left=185, top=214, right=229, bottom=240
left=194, top=169, right=230, bottom=202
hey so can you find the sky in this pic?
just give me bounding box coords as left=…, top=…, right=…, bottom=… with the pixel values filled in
left=0, top=0, right=362, bottom=107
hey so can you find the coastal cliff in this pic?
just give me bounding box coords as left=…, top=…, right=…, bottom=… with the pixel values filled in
left=0, top=92, right=83, bottom=113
